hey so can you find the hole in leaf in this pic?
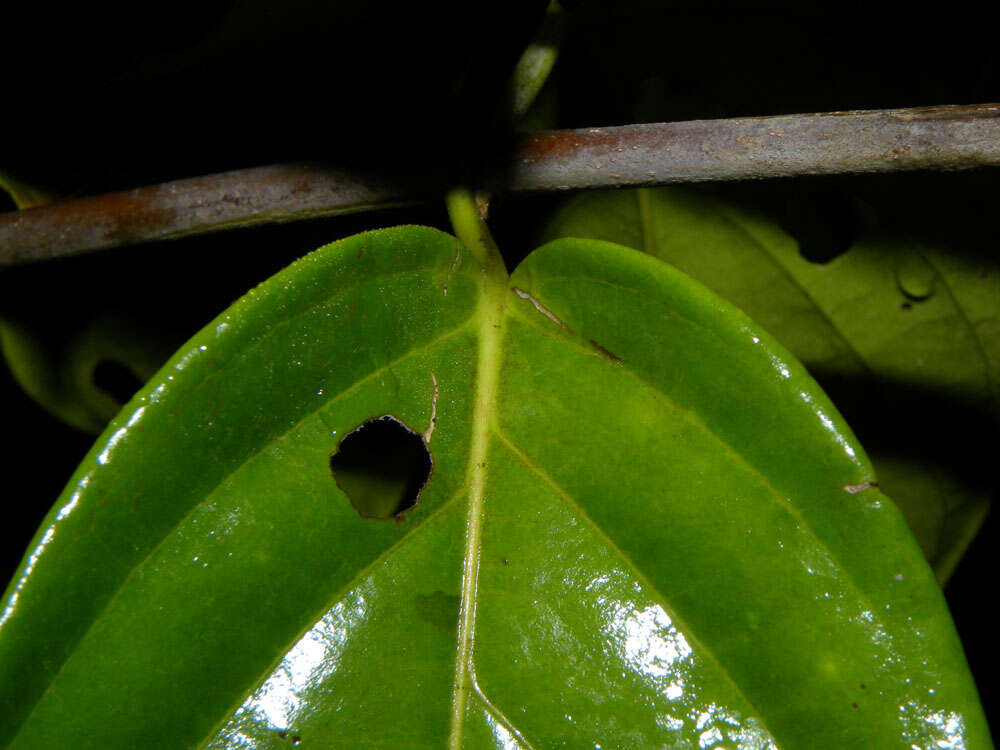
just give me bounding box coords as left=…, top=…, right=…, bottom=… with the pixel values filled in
left=330, top=415, right=431, bottom=520
left=781, top=188, right=858, bottom=264
left=92, top=359, right=143, bottom=404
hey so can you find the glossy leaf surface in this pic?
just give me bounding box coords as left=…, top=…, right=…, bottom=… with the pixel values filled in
left=0, top=225, right=989, bottom=748
left=541, top=186, right=999, bottom=582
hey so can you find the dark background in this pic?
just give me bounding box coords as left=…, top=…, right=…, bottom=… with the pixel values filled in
left=2, top=0, right=997, bottom=736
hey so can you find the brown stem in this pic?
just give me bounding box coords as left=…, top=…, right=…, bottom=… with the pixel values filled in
left=3, top=104, right=999, bottom=270
left=506, top=104, right=1000, bottom=189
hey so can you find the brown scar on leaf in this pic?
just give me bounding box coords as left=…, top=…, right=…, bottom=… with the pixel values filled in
left=589, top=339, right=624, bottom=362
left=423, top=371, right=439, bottom=444
left=843, top=480, right=877, bottom=494
left=443, top=243, right=461, bottom=297
left=512, top=287, right=624, bottom=363
left=513, top=287, right=572, bottom=331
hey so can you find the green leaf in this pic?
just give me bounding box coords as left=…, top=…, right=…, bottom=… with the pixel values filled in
left=0, top=312, right=173, bottom=434
left=0, top=223, right=989, bottom=747
left=540, top=186, right=998, bottom=582
left=509, top=2, right=564, bottom=123
left=0, top=169, right=56, bottom=210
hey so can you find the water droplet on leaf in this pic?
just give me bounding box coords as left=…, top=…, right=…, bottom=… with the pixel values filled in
left=894, top=254, right=937, bottom=301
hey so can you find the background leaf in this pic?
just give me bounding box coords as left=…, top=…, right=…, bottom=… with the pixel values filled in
left=539, top=186, right=999, bottom=582
left=0, top=169, right=55, bottom=210
left=0, top=175, right=158, bottom=433
left=0, top=311, right=172, bottom=434
left=0, top=226, right=988, bottom=747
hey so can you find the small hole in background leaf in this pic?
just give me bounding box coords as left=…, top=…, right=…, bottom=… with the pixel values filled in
left=781, top=188, right=859, bottom=264
left=894, top=254, right=937, bottom=301
left=92, top=359, right=144, bottom=404
left=330, top=416, right=431, bottom=520
left=276, top=729, right=301, bottom=745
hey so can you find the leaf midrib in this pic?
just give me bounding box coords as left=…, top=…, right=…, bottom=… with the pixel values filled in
left=440, top=280, right=875, bottom=749
left=446, top=265, right=509, bottom=749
